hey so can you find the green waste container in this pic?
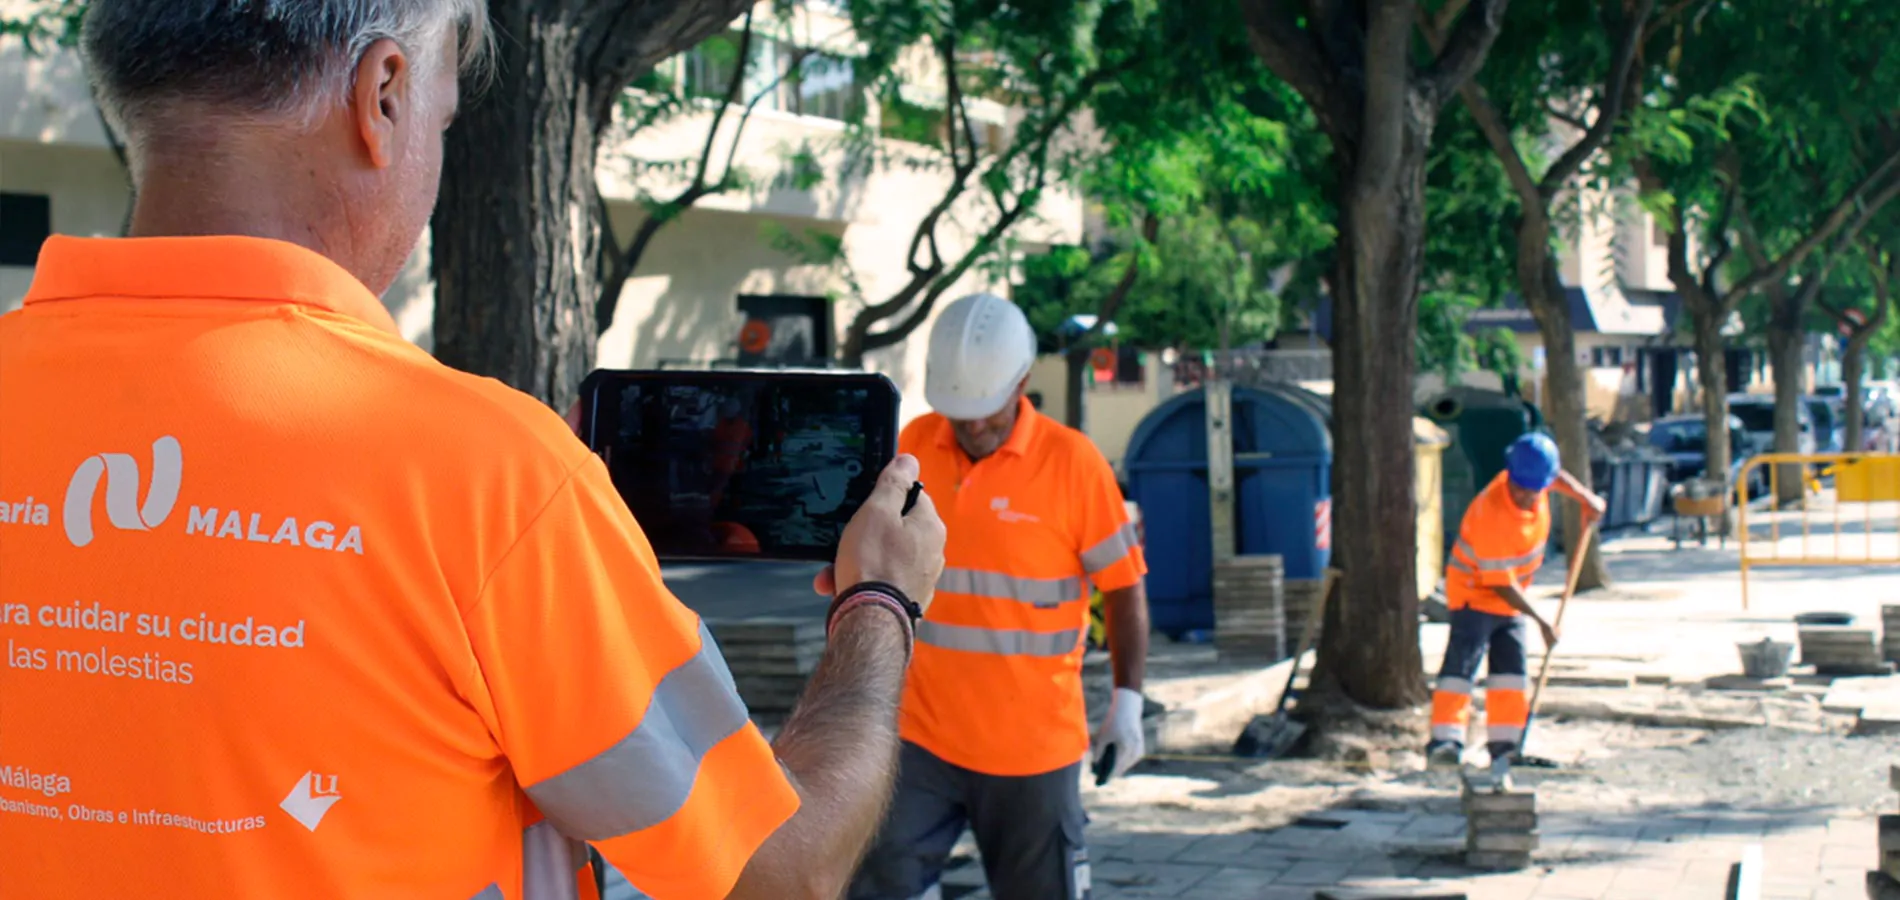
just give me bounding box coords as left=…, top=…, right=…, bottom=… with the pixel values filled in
left=1419, top=387, right=1546, bottom=556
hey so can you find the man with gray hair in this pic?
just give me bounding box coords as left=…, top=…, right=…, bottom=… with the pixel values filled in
left=0, top=3, right=945, bottom=899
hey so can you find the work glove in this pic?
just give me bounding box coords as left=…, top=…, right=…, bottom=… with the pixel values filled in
left=1091, top=687, right=1146, bottom=783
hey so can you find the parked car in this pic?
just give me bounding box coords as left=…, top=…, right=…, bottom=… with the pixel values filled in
left=1805, top=395, right=1844, bottom=454
left=1726, top=393, right=1814, bottom=457
left=1645, top=413, right=1768, bottom=499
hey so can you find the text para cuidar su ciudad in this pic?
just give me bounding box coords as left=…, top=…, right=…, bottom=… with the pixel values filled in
left=3, top=599, right=308, bottom=686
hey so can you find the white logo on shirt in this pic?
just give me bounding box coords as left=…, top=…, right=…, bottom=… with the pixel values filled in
left=280, top=772, right=342, bottom=832
left=990, top=496, right=1040, bottom=524
left=63, top=436, right=183, bottom=548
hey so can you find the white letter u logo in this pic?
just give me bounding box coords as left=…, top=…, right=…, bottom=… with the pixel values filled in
left=63, top=436, right=184, bottom=548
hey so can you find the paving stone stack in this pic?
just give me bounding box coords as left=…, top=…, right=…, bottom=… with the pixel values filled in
left=1799, top=626, right=1894, bottom=676
left=706, top=617, right=828, bottom=716
left=1280, top=577, right=1327, bottom=656
left=1461, top=774, right=1537, bottom=871
left=1213, top=554, right=1287, bottom=664
left=1885, top=606, right=1900, bottom=665
left=1868, top=800, right=1900, bottom=899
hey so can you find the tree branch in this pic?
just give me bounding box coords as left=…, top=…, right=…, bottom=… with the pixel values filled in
left=580, top=0, right=758, bottom=132
left=1421, top=0, right=1513, bottom=109
left=1067, top=213, right=1163, bottom=358
left=1544, top=102, right=1592, bottom=133
left=1238, top=0, right=1354, bottom=142
left=1539, top=0, right=1655, bottom=196
left=1725, top=146, right=1900, bottom=306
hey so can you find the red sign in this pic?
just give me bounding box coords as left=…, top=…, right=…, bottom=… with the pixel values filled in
left=1315, top=498, right=1332, bottom=551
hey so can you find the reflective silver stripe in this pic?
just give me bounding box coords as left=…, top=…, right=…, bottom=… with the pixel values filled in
left=471, top=886, right=503, bottom=900
left=1487, top=725, right=1525, bottom=742
left=916, top=621, right=1081, bottom=657
left=522, top=820, right=586, bottom=900
left=938, top=567, right=1084, bottom=607
left=1487, top=674, right=1529, bottom=690
left=1447, top=558, right=1474, bottom=574
left=1455, top=538, right=1542, bottom=572
left=525, top=621, right=750, bottom=841
left=1435, top=676, right=1474, bottom=695
left=1081, top=523, right=1140, bottom=574
left=1430, top=724, right=1465, bottom=742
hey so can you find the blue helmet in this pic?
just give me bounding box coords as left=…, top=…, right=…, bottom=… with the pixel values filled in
left=1505, top=432, right=1561, bottom=491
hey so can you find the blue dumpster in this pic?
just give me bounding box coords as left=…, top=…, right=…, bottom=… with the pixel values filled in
left=1123, top=384, right=1332, bottom=637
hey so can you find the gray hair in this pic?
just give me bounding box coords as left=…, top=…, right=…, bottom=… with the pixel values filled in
left=80, top=0, right=492, bottom=134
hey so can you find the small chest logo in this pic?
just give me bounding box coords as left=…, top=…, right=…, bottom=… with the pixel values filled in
left=990, top=496, right=1041, bottom=524
left=280, top=772, right=342, bottom=832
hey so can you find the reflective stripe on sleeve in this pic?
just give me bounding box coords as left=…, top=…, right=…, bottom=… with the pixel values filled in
left=916, top=620, right=1082, bottom=657
left=1454, top=538, right=1543, bottom=572
left=524, top=621, right=749, bottom=842
left=1081, top=523, right=1140, bottom=574
left=1487, top=674, right=1529, bottom=691
left=520, top=820, right=588, bottom=900
left=938, top=567, right=1085, bottom=607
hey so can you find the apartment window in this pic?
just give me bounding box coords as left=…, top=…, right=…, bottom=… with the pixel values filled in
left=1591, top=346, right=1626, bottom=368
left=683, top=34, right=861, bottom=123
left=0, top=192, right=51, bottom=266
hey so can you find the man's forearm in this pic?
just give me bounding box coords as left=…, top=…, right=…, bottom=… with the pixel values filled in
left=1104, top=585, right=1149, bottom=692
left=728, top=608, right=909, bottom=899
left=1491, top=584, right=1543, bottom=623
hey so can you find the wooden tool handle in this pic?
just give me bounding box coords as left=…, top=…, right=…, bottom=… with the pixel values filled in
left=1528, top=518, right=1598, bottom=721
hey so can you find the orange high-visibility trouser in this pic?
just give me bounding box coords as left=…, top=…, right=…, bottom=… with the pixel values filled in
left=1429, top=608, right=1529, bottom=749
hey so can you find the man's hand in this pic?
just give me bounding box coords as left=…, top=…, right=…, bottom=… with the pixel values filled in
left=1536, top=617, right=1560, bottom=649
left=823, top=455, right=945, bottom=610
left=1091, top=687, right=1146, bottom=783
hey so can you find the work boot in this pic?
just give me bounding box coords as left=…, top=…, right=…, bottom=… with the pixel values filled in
left=1486, top=741, right=1518, bottom=767
left=1425, top=740, right=1463, bottom=772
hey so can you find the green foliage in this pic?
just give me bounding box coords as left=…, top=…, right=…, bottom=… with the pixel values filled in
left=759, top=221, right=869, bottom=309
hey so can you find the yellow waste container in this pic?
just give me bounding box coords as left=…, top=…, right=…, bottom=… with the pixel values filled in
left=1415, top=418, right=1450, bottom=600
left=1832, top=457, right=1900, bottom=502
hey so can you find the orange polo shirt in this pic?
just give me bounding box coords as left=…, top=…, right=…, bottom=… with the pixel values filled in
left=0, top=236, right=796, bottom=899
left=1445, top=472, right=1550, bottom=617
left=898, top=401, right=1147, bottom=776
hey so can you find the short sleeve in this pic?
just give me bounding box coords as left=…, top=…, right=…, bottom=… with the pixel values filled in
left=1071, top=442, right=1147, bottom=593
left=461, top=454, right=797, bottom=900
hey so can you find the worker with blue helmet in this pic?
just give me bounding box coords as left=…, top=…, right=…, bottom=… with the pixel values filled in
left=1427, top=431, right=1605, bottom=773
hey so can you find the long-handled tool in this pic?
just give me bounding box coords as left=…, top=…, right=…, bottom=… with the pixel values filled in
left=1516, top=518, right=1599, bottom=767
left=1232, top=566, right=1339, bottom=759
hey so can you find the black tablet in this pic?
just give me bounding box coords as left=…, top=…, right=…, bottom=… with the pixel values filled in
left=578, top=369, right=902, bottom=562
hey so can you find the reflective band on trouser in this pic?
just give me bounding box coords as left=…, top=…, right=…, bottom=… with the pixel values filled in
left=526, top=622, right=750, bottom=841
left=1487, top=674, right=1528, bottom=691
left=1435, top=676, right=1474, bottom=695
left=916, top=620, right=1083, bottom=657
left=938, top=567, right=1084, bottom=607
left=1486, top=687, right=1529, bottom=741
left=1430, top=690, right=1470, bottom=743
left=1081, top=522, right=1140, bottom=574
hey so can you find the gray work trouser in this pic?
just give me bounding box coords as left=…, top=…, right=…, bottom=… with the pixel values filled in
left=848, top=741, right=1091, bottom=900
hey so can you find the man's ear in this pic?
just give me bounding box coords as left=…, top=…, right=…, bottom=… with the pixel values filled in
left=351, top=38, right=410, bottom=169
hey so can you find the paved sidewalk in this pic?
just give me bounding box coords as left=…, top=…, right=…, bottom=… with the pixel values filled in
left=927, top=806, right=1876, bottom=900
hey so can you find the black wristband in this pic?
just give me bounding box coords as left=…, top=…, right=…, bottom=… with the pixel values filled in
left=829, top=580, right=923, bottom=627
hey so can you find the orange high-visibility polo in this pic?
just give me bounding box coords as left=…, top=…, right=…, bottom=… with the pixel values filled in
left=899, top=400, right=1147, bottom=776
left=0, top=236, right=797, bottom=899
left=1445, top=471, right=1551, bottom=615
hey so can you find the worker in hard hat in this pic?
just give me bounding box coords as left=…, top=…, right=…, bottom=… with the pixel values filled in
left=848, top=293, right=1151, bottom=900
left=1428, top=432, right=1605, bottom=771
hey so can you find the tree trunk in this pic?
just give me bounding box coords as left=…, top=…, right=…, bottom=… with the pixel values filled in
left=1767, top=317, right=1806, bottom=505
left=1064, top=347, right=1088, bottom=431
left=1518, top=223, right=1609, bottom=590
left=1690, top=304, right=1734, bottom=496
left=432, top=11, right=601, bottom=409
left=1308, top=131, right=1432, bottom=712
left=1844, top=339, right=1867, bottom=452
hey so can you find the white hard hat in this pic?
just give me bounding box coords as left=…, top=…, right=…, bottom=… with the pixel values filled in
left=925, top=292, right=1036, bottom=420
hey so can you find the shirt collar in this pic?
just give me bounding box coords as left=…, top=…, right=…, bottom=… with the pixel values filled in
left=22, top=235, right=402, bottom=337
left=932, top=397, right=1042, bottom=459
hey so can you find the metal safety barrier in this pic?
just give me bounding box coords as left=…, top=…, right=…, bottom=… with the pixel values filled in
left=1736, top=452, right=1900, bottom=609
